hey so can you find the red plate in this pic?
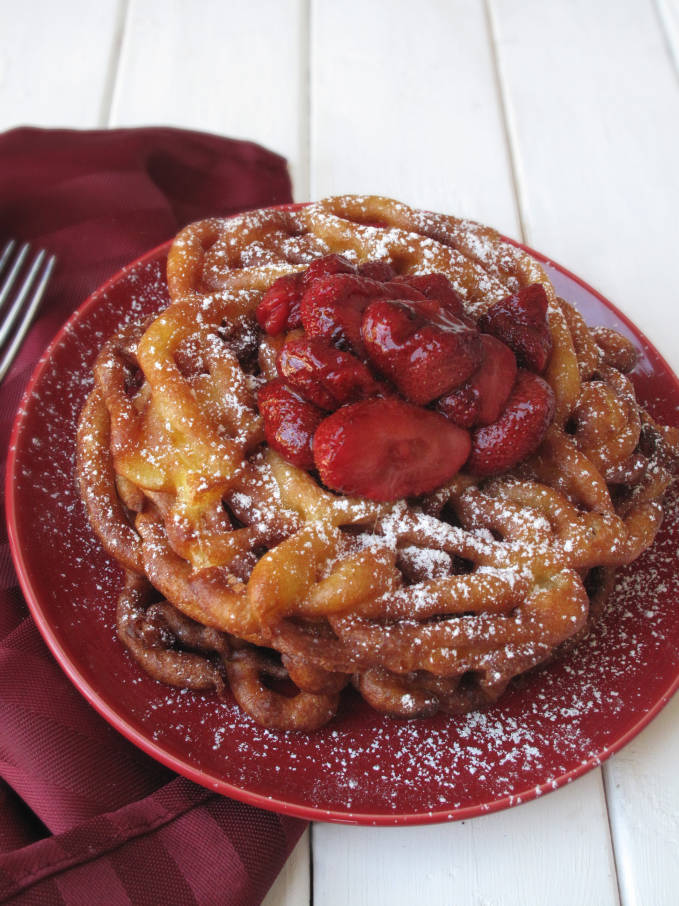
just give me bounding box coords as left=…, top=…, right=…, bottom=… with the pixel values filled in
left=7, top=242, right=679, bottom=826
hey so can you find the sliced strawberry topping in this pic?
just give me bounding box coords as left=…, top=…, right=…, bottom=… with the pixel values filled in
left=478, top=283, right=552, bottom=373
left=466, top=369, right=555, bottom=476
left=438, top=334, right=517, bottom=428
left=277, top=336, right=383, bottom=410
left=437, top=382, right=480, bottom=428
left=258, top=379, right=324, bottom=469
left=301, top=253, right=355, bottom=287
left=300, top=273, right=389, bottom=355
left=313, top=398, right=471, bottom=501
left=256, top=263, right=555, bottom=489
left=256, top=273, right=304, bottom=335
left=472, top=335, right=518, bottom=425
left=390, top=273, right=466, bottom=320
left=361, top=298, right=482, bottom=405
left=384, top=282, right=429, bottom=304
left=357, top=260, right=397, bottom=282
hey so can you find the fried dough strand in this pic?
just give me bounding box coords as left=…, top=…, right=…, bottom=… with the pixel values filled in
left=76, top=195, right=679, bottom=729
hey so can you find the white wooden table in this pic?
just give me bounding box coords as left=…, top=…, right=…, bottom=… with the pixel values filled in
left=3, top=1, right=679, bottom=903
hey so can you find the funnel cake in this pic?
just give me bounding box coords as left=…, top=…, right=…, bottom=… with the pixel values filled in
left=76, top=195, right=679, bottom=731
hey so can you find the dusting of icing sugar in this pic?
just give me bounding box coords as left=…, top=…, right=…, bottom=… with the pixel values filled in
left=28, top=333, right=679, bottom=820
left=12, top=228, right=679, bottom=823
left=136, top=501, right=679, bottom=821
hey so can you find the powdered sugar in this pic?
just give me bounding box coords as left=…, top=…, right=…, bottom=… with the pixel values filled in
left=10, top=233, right=679, bottom=824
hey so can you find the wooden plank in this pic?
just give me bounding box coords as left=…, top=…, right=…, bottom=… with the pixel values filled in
left=656, top=0, right=679, bottom=72
left=313, top=771, right=618, bottom=906
left=490, top=0, right=679, bottom=366
left=108, top=0, right=308, bottom=196
left=309, top=3, right=618, bottom=904
left=490, top=2, right=679, bottom=905
left=604, top=695, right=679, bottom=906
left=0, top=0, right=126, bottom=130
left=110, top=3, right=311, bottom=899
left=309, top=0, right=520, bottom=236
left=262, top=830, right=310, bottom=906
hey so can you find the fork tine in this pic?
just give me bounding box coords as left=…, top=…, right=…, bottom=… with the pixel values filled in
left=0, top=239, right=17, bottom=275
left=0, top=248, right=46, bottom=348
left=0, top=252, right=56, bottom=382
left=0, top=242, right=30, bottom=310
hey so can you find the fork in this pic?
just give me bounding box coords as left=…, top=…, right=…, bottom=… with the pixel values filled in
left=0, top=240, right=57, bottom=383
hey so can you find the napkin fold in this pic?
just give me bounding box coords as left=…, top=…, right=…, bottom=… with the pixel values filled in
left=0, top=126, right=305, bottom=905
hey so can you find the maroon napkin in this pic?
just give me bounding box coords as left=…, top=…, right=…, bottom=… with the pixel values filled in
left=0, top=127, right=305, bottom=905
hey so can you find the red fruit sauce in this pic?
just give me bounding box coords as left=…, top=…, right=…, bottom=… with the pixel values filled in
left=255, top=256, right=554, bottom=500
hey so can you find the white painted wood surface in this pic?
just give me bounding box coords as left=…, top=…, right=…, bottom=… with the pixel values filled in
left=658, top=0, right=679, bottom=69
left=313, top=770, right=619, bottom=906
left=109, top=0, right=310, bottom=197
left=0, top=0, right=125, bottom=128
left=309, top=0, right=519, bottom=236
left=3, top=1, right=679, bottom=904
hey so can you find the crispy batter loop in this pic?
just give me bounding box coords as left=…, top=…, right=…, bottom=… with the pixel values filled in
left=76, top=195, right=679, bottom=730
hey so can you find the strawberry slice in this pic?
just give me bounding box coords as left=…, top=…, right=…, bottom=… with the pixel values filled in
left=466, top=369, right=555, bottom=476
left=256, top=273, right=304, bottom=335
left=258, top=379, right=324, bottom=469
left=301, top=253, right=356, bottom=287
left=390, top=273, right=467, bottom=321
left=472, top=335, right=518, bottom=425
left=313, top=398, right=471, bottom=501
left=357, top=260, right=397, bottom=282
left=438, top=334, right=517, bottom=427
left=277, top=336, right=383, bottom=410
left=437, top=382, right=480, bottom=428
left=478, top=283, right=552, bottom=373
left=361, top=298, right=482, bottom=405
left=300, top=273, right=390, bottom=355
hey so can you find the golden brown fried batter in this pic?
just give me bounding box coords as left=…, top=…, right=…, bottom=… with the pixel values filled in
left=76, top=195, right=679, bottom=730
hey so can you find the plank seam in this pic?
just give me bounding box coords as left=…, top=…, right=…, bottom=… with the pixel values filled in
left=101, top=0, right=130, bottom=128
left=653, top=0, right=679, bottom=84
left=299, top=0, right=312, bottom=202
left=483, top=0, right=527, bottom=243
left=309, top=821, right=315, bottom=906
left=601, top=765, right=624, bottom=906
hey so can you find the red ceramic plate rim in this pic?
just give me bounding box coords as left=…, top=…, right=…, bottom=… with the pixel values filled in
left=6, top=232, right=679, bottom=827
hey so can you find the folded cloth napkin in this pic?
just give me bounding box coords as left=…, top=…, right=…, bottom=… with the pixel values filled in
left=0, top=126, right=305, bottom=905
